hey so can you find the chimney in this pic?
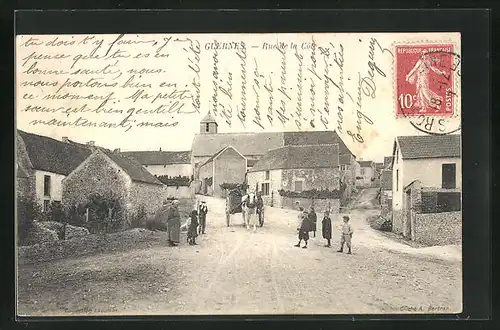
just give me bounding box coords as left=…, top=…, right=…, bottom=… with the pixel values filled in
left=62, top=137, right=69, bottom=143
left=114, top=148, right=120, bottom=153
left=87, top=141, right=95, bottom=146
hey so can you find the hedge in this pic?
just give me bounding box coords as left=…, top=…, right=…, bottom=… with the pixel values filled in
left=220, top=182, right=249, bottom=192
left=156, top=175, right=192, bottom=186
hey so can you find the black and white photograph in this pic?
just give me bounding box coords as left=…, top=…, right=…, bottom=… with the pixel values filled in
left=15, top=31, right=462, bottom=316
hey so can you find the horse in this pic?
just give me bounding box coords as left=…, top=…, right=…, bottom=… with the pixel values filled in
left=241, top=192, right=258, bottom=232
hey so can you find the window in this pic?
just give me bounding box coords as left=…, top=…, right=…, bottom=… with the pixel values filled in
left=43, top=175, right=51, bottom=197
left=205, top=123, right=210, bottom=132
left=261, top=183, right=270, bottom=196
left=360, top=168, right=365, bottom=176
left=442, top=164, right=456, bottom=189
left=43, top=200, right=50, bottom=212
left=294, top=181, right=303, bottom=192
left=265, top=171, right=270, bottom=180
left=396, top=170, right=399, bottom=191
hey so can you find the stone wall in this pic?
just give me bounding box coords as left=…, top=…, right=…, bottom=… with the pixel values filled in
left=129, top=181, right=165, bottom=218
left=414, top=212, right=462, bottom=246
left=281, top=168, right=340, bottom=191
left=165, top=186, right=193, bottom=199
left=62, top=151, right=130, bottom=214
left=16, top=133, right=36, bottom=200
left=278, top=197, right=340, bottom=214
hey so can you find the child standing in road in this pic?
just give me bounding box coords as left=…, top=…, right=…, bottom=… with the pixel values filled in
left=337, top=215, right=353, bottom=254
left=294, top=207, right=311, bottom=249
left=187, top=210, right=199, bottom=245
left=322, top=210, right=332, bottom=247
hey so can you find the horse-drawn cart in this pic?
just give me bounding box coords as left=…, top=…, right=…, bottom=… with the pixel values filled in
left=225, top=189, right=264, bottom=227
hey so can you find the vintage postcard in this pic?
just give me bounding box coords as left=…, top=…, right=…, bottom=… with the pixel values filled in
left=15, top=32, right=462, bottom=316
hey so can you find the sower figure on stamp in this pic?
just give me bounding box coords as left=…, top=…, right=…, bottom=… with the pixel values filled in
left=294, top=207, right=311, bottom=249
left=322, top=210, right=332, bottom=247
left=337, top=215, right=353, bottom=254
left=198, top=201, right=208, bottom=235
left=405, top=52, right=447, bottom=112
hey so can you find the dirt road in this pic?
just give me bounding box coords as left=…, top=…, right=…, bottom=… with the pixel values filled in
left=17, top=189, right=462, bottom=316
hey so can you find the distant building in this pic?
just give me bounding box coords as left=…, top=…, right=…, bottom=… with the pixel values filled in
left=247, top=144, right=341, bottom=212
left=391, top=135, right=461, bottom=240
left=191, top=112, right=356, bottom=195
left=122, top=150, right=192, bottom=178
left=16, top=130, right=91, bottom=211
left=383, top=156, right=394, bottom=170
left=356, top=160, right=376, bottom=187
left=198, top=146, right=247, bottom=197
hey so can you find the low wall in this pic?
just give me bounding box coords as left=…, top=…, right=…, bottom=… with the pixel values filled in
left=278, top=197, right=340, bottom=214
left=18, top=229, right=172, bottom=265
left=414, top=211, right=462, bottom=246
left=165, top=186, right=193, bottom=199
left=392, top=210, right=404, bottom=235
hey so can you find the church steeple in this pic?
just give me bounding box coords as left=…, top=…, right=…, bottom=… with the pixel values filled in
left=200, top=111, right=218, bottom=134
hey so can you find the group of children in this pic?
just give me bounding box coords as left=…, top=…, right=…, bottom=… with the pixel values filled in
left=186, top=201, right=208, bottom=246
left=295, top=206, right=353, bottom=254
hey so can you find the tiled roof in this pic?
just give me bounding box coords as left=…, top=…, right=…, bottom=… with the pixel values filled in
left=68, top=140, right=162, bottom=185
left=191, top=132, right=284, bottom=157
left=397, top=135, right=461, bottom=159
left=358, top=160, right=374, bottom=168
left=375, top=162, right=384, bottom=170
left=18, top=130, right=92, bottom=176
left=283, top=130, right=354, bottom=156
left=122, top=151, right=191, bottom=165
left=201, top=146, right=245, bottom=167
left=248, top=144, right=339, bottom=172
left=381, top=170, right=393, bottom=190
left=200, top=112, right=217, bottom=123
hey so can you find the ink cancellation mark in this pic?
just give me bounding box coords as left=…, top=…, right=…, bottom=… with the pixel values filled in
left=395, top=44, right=461, bottom=135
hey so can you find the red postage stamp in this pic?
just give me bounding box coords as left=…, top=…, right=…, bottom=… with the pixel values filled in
left=396, top=44, right=457, bottom=117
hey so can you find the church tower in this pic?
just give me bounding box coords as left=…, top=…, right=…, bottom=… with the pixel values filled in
left=200, top=111, right=218, bottom=134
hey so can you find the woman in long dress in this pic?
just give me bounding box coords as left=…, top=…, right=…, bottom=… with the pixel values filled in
left=167, top=200, right=181, bottom=246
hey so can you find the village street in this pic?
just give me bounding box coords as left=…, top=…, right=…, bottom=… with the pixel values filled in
left=17, top=189, right=462, bottom=316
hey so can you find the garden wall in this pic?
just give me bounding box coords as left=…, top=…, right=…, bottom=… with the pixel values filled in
left=414, top=211, right=462, bottom=246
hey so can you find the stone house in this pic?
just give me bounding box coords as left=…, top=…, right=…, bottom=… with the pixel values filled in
left=247, top=144, right=341, bottom=213
left=62, top=147, right=165, bottom=221
left=356, top=160, right=376, bottom=187
left=391, top=134, right=461, bottom=243
left=16, top=130, right=92, bottom=211
left=198, top=146, right=247, bottom=197
left=191, top=112, right=356, bottom=195
left=191, top=112, right=283, bottom=179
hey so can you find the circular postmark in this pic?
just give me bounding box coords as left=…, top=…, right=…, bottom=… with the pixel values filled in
left=397, top=47, right=461, bottom=135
